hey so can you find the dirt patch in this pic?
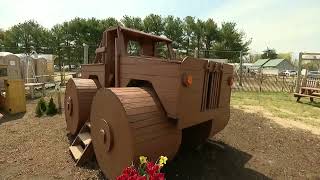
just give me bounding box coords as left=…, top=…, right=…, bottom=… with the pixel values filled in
left=0, top=101, right=319, bottom=179
left=234, top=105, right=320, bottom=135
left=0, top=99, right=102, bottom=180
left=164, top=107, right=320, bottom=179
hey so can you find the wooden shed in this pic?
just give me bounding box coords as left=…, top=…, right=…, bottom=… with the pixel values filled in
left=0, top=53, right=22, bottom=89
left=0, top=54, right=22, bottom=80
left=35, top=58, right=48, bottom=82
left=19, top=55, right=36, bottom=83
left=46, top=59, right=54, bottom=82
left=35, top=54, right=55, bottom=82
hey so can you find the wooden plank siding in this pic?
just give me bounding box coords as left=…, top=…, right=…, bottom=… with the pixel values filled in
left=120, top=56, right=181, bottom=118
left=177, top=57, right=233, bottom=129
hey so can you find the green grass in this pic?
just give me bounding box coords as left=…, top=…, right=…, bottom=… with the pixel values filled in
left=231, top=91, right=320, bottom=127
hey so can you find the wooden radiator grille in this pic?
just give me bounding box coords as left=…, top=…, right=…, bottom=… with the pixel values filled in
left=201, top=69, right=222, bottom=111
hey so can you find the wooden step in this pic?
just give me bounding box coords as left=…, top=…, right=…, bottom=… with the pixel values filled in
left=86, top=122, right=91, bottom=129
left=78, top=132, right=92, bottom=145
left=69, top=145, right=84, bottom=160
left=69, top=122, right=94, bottom=166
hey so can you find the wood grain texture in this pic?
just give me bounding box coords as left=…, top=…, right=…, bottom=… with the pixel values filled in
left=120, top=56, right=181, bottom=118
left=90, top=87, right=181, bottom=180
left=64, top=78, right=98, bottom=135
left=81, top=64, right=105, bottom=88
left=177, top=57, right=233, bottom=130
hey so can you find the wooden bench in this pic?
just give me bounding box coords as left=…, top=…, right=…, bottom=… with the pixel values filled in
left=294, top=79, right=320, bottom=102
left=25, top=83, right=45, bottom=99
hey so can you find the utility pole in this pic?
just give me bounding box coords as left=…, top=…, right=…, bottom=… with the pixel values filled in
left=83, top=43, right=89, bottom=64
left=239, top=51, right=243, bottom=86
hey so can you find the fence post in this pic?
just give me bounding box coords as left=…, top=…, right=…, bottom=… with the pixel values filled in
left=282, top=76, right=284, bottom=92
left=259, top=73, right=263, bottom=92
left=239, top=51, right=243, bottom=86
left=295, top=52, right=303, bottom=92
left=60, top=63, right=65, bottom=86
left=56, top=85, right=62, bottom=114
left=194, top=48, right=199, bottom=58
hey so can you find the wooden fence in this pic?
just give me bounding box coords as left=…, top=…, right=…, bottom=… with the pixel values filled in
left=233, top=73, right=297, bottom=92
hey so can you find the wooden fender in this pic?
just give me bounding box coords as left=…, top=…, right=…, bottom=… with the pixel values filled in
left=90, top=87, right=181, bottom=179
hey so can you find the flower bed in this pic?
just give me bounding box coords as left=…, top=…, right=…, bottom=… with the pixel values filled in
left=117, top=156, right=168, bottom=180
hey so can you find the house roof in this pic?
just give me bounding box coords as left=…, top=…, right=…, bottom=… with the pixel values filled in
left=243, top=63, right=253, bottom=66
left=263, top=59, right=285, bottom=67
left=203, top=58, right=228, bottom=63
left=253, top=59, right=269, bottom=66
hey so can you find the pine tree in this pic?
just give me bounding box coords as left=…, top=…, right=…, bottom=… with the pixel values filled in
left=46, top=97, right=57, bottom=116
left=36, top=98, right=47, bottom=117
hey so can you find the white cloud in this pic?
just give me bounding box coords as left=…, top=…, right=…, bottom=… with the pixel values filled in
left=208, top=0, right=320, bottom=54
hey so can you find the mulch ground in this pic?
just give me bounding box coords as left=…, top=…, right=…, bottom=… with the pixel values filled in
left=0, top=100, right=319, bottom=179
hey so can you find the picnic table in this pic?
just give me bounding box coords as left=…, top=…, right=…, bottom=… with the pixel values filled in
left=25, top=83, right=45, bottom=99
left=294, top=79, right=320, bottom=102
left=68, top=72, right=78, bottom=78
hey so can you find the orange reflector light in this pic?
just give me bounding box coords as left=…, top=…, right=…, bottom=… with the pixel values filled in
left=183, top=74, right=193, bottom=87
left=228, top=76, right=234, bottom=86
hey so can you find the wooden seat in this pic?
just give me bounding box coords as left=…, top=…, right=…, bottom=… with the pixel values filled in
left=300, top=87, right=320, bottom=91
left=295, top=78, right=320, bottom=102
left=312, top=92, right=320, bottom=96
left=294, top=93, right=320, bottom=98
left=25, top=83, right=45, bottom=99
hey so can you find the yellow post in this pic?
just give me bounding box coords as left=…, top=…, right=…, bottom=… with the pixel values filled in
left=4, top=79, right=26, bottom=114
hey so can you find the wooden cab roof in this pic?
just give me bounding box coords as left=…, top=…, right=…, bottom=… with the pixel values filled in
left=105, top=26, right=172, bottom=43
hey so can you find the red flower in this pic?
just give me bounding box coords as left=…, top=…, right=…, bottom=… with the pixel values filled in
left=146, top=162, right=160, bottom=176
left=117, top=173, right=146, bottom=180
left=136, top=176, right=147, bottom=180
left=150, top=173, right=165, bottom=180
left=117, top=173, right=129, bottom=180
left=128, top=174, right=137, bottom=180
left=122, top=166, right=138, bottom=176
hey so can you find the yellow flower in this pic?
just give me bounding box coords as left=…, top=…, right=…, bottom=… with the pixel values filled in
left=139, top=156, right=147, bottom=164
left=158, top=156, right=168, bottom=167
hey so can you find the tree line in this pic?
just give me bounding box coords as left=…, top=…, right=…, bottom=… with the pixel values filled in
left=0, top=14, right=251, bottom=65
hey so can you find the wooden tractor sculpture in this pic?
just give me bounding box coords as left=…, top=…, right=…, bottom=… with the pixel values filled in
left=65, top=26, right=234, bottom=179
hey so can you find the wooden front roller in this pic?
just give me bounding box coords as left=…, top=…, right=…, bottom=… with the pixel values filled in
left=90, top=87, right=182, bottom=180
left=64, top=78, right=98, bottom=135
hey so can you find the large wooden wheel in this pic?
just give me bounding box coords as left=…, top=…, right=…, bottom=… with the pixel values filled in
left=64, top=78, right=98, bottom=135
left=90, top=87, right=181, bottom=179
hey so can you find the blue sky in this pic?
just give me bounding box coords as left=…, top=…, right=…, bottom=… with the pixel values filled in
left=0, top=0, right=319, bottom=54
